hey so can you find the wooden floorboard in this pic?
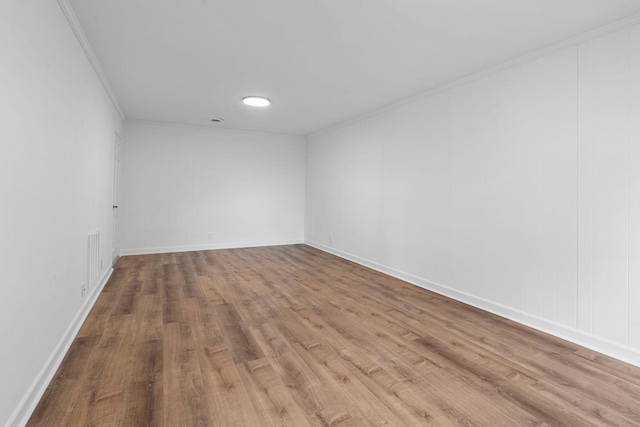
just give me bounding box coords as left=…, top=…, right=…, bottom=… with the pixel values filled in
left=28, top=244, right=640, bottom=426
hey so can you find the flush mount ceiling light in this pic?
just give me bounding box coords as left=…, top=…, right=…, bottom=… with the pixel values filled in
left=242, top=96, right=271, bottom=107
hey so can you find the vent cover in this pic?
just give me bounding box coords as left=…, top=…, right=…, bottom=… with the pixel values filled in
left=87, top=230, right=100, bottom=289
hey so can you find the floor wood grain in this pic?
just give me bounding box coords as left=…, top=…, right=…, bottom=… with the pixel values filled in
left=28, top=245, right=640, bottom=426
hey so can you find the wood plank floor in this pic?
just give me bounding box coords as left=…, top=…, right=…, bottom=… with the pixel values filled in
left=28, top=244, right=640, bottom=426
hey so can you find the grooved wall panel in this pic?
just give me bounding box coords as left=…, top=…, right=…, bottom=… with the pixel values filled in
left=591, top=30, right=629, bottom=345
left=497, top=66, right=526, bottom=311
left=554, top=47, right=578, bottom=329
left=522, top=58, right=545, bottom=318
left=541, top=52, right=559, bottom=322
left=577, top=41, right=595, bottom=334
left=306, top=24, right=640, bottom=363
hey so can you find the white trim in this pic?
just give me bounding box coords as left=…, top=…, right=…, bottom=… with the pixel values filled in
left=308, top=13, right=640, bottom=138
left=56, top=0, right=125, bottom=120
left=305, top=240, right=640, bottom=368
left=6, top=268, right=114, bottom=427
left=120, top=239, right=305, bottom=256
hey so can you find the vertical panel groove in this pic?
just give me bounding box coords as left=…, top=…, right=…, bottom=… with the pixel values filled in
left=627, top=28, right=631, bottom=346
left=520, top=65, right=529, bottom=312
left=450, top=92, right=455, bottom=288
left=540, top=65, right=543, bottom=318
left=554, top=53, right=558, bottom=323
left=628, top=23, right=640, bottom=348
left=575, top=47, right=580, bottom=329
left=591, top=43, right=595, bottom=335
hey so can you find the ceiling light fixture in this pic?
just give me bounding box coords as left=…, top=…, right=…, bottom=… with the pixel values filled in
left=242, top=96, right=271, bottom=107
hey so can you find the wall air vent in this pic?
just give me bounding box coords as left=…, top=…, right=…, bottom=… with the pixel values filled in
left=87, top=230, right=100, bottom=289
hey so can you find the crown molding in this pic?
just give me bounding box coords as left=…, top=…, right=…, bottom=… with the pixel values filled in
left=57, top=0, right=125, bottom=120
left=308, top=12, right=640, bottom=139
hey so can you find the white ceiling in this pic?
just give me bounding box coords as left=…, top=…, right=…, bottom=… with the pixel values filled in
left=68, top=0, right=640, bottom=136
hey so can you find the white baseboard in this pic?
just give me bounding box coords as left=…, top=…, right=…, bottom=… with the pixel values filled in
left=120, top=239, right=305, bottom=256
left=305, top=240, right=640, bottom=368
left=6, top=267, right=113, bottom=427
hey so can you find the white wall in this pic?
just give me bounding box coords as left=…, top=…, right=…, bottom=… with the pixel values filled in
left=306, top=23, right=640, bottom=366
left=0, top=5, right=636, bottom=426
left=120, top=121, right=305, bottom=254
left=0, top=1, right=123, bottom=426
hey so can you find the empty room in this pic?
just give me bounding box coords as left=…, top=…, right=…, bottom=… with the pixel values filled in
left=3, top=0, right=640, bottom=425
